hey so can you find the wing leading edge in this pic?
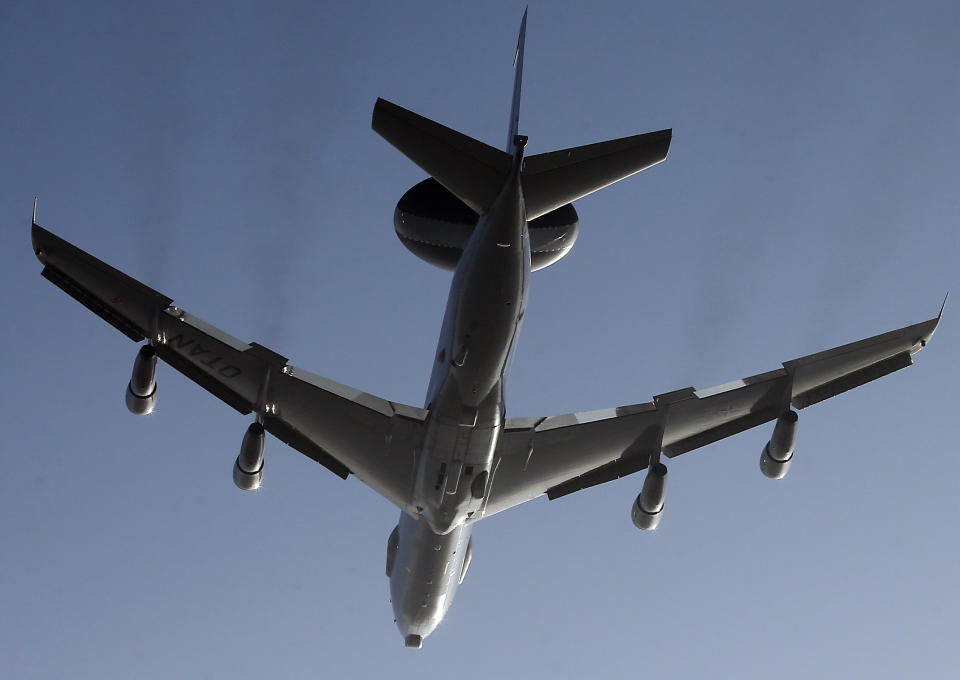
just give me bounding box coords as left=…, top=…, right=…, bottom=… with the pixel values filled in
left=482, top=309, right=941, bottom=518
left=31, top=223, right=426, bottom=513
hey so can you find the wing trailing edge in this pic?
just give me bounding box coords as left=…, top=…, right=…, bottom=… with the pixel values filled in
left=484, top=305, right=940, bottom=515
left=372, top=98, right=512, bottom=215
left=521, top=129, right=672, bottom=220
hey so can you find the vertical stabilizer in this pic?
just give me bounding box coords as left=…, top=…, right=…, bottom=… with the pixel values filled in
left=507, top=8, right=528, bottom=154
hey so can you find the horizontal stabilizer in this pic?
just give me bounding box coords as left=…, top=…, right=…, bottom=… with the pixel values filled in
left=522, top=129, right=672, bottom=220
left=372, top=98, right=512, bottom=215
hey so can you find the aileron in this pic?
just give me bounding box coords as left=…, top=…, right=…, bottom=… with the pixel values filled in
left=34, top=224, right=171, bottom=341
left=486, top=309, right=941, bottom=517
left=31, top=220, right=425, bottom=511
left=29, top=10, right=943, bottom=646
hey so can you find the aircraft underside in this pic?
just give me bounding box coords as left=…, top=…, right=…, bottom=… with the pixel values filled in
left=29, top=9, right=942, bottom=649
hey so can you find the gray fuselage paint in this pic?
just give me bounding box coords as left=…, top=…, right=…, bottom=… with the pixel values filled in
left=390, top=153, right=530, bottom=643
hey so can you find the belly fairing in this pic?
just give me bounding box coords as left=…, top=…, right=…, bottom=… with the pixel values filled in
left=415, top=378, right=502, bottom=534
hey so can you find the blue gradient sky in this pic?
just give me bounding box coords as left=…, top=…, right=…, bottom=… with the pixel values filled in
left=2, top=1, right=958, bottom=676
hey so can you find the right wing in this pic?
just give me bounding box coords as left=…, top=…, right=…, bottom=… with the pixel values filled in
left=32, top=223, right=427, bottom=513
left=482, top=308, right=943, bottom=518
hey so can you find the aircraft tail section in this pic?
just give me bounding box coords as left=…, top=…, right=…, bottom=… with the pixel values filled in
left=521, top=128, right=672, bottom=221
left=372, top=98, right=512, bottom=215
left=374, top=9, right=671, bottom=224
left=506, top=8, right=527, bottom=154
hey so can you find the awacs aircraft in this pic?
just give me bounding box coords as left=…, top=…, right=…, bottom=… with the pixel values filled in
left=31, top=13, right=942, bottom=648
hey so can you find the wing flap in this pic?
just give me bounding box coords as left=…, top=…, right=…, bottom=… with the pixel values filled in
left=34, top=225, right=171, bottom=341
left=485, top=310, right=940, bottom=516
left=265, top=365, right=425, bottom=505
left=156, top=308, right=266, bottom=414
left=785, top=316, right=936, bottom=406
left=154, top=318, right=427, bottom=506
left=484, top=404, right=660, bottom=516
left=261, top=415, right=350, bottom=479
left=155, top=341, right=254, bottom=414
left=372, top=98, right=512, bottom=215
left=545, top=419, right=663, bottom=500
left=41, top=265, right=148, bottom=341
left=522, top=129, right=672, bottom=220
left=33, top=222, right=426, bottom=510
left=792, top=351, right=912, bottom=409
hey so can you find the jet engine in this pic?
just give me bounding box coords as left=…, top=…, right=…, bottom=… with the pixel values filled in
left=760, top=410, right=798, bottom=479
left=125, top=344, right=157, bottom=415
left=233, top=422, right=265, bottom=490
left=631, top=462, right=668, bottom=530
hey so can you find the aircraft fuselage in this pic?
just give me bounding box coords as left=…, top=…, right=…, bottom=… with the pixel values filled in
left=390, top=149, right=529, bottom=646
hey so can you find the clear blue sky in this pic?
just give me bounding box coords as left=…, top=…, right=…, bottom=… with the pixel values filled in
left=2, top=1, right=958, bottom=676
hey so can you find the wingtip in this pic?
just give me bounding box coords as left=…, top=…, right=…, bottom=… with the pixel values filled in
left=915, top=293, right=948, bottom=351
left=31, top=220, right=50, bottom=263
left=30, top=198, right=47, bottom=262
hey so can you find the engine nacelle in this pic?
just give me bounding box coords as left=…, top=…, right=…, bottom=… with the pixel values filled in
left=760, top=410, right=798, bottom=479
left=632, top=462, right=668, bottom=531
left=125, top=345, right=157, bottom=415
left=233, top=422, right=265, bottom=491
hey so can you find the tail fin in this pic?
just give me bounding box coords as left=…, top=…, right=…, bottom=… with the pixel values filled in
left=372, top=98, right=511, bottom=215
left=373, top=7, right=671, bottom=220
left=372, top=10, right=528, bottom=215
left=507, top=8, right=528, bottom=153
left=521, top=129, right=672, bottom=220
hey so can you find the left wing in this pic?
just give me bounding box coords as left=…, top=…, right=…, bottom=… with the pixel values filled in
left=481, top=307, right=942, bottom=518
left=31, top=222, right=426, bottom=512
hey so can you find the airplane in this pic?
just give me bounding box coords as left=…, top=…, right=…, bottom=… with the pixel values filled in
left=30, top=11, right=943, bottom=648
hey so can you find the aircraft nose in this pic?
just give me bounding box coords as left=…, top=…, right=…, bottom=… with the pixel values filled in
left=395, top=608, right=440, bottom=648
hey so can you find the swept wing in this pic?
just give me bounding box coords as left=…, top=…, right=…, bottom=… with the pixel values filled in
left=482, top=309, right=942, bottom=518
left=31, top=223, right=426, bottom=513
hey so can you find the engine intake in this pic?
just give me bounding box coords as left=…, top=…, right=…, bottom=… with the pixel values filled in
left=233, top=422, right=265, bottom=490
left=125, top=345, right=157, bottom=415
left=632, top=462, right=668, bottom=530
left=760, top=410, right=798, bottom=479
